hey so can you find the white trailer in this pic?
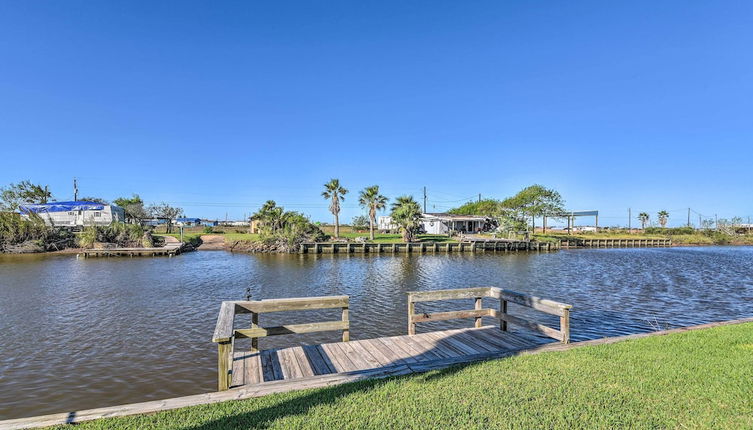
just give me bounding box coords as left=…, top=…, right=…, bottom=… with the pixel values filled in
left=20, top=201, right=125, bottom=228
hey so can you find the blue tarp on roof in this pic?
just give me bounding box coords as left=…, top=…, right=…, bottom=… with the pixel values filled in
left=19, top=201, right=106, bottom=214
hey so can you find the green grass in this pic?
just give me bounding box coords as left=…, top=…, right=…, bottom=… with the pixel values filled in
left=61, top=323, right=753, bottom=429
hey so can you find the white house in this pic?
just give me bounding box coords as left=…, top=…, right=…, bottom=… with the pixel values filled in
left=421, top=213, right=490, bottom=234
left=378, top=213, right=492, bottom=234
left=20, top=201, right=125, bottom=227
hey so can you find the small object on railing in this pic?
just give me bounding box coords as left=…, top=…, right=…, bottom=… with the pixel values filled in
left=245, top=287, right=252, bottom=302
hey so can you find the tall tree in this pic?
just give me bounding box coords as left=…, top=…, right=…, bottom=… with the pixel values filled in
left=390, top=195, right=422, bottom=242
left=657, top=210, right=669, bottom=228
left=114, top=194, right=148, bottom=225
left=500, top=185, right=565, bottom=230
left=1, top=180, right=53, bottom=211
left=638, top=212, right=650, bottom=229
left=358, top=185, right=388, bottom=240
left=149, top=203, right=183, bottom=233
left=322, top=179, right=348, bottom=239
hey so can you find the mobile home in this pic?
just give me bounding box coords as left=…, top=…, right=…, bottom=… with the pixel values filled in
left=20, top=201, right=125, bottom=227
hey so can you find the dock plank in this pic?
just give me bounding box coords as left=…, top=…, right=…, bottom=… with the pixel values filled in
left=232, top=326, right=553, bottom=391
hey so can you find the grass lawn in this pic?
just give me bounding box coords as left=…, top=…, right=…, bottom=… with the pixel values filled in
left=61, top=322, right=753, bottom=429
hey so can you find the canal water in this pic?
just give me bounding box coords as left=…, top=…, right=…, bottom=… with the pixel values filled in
left=1, top=247, right=753, bottom=419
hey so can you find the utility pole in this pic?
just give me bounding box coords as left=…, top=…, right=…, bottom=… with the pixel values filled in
left=715, top=214, right=718, bottom=230
left=478, top=193, right=481, bottom=203
left=423, top=186, right=427, bottom=213
left=687, top=208, right=691, bottom=227
left=43, top=185, right=49, bottom=204
left=628, top=208, right=631, bottom=232
left=698, top=214, right=702, bottom=229
left=73, top=178, right=78, bottom=201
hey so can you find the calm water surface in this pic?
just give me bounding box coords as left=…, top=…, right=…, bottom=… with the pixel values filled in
left=1, top=247, right=753, bottom=419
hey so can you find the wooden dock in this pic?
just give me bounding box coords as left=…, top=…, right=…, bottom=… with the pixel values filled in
left=77, top=236, right=187, bottom=258
left=561, top=238, right=671, bottom=248
left=213, top=287, right=571, bottom=391
left=299, top=240, right=557, bottom=254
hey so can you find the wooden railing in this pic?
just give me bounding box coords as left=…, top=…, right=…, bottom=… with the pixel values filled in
left=212, top=295, right=350, bottom=391
left=407, top=287, right=571, bottom=344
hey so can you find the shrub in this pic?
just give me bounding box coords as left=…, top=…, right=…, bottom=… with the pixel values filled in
left=203, top=226, right=214, bottom=234
left=77, top=223, right=152, bottom=248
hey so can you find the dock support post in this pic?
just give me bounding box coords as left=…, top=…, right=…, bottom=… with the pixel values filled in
left=500, top=299, right=508, bottom=331
left=341, top=306, right=350, bottom=342
left=474, top=297, right=482, bottom=328
left=250, top=312, right=259, bottom=353
left=560, top=308, right=571, bottom=344
left=217, top=341, right=231, bottom=391
left=407, top=294, right=416, bottom=335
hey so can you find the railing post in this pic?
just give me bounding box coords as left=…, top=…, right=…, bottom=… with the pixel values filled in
left=341, top=305, right=350, bottom=342
left=407, top=294, right=416, bottom=335
left=500, top=298, right=508, bottom=331
left=217, top=341, right=231, bottom=391
left=250, top=312, right=259, bottom=353
left=474, top=296, right=482, bottom=328
left=560, top=308, right=570, bottom=344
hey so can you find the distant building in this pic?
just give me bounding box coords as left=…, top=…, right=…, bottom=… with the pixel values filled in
left=19, top=201, right=125, bottom=227
left=378, top=213, right=492, bottom=234
left=201, top=219, right=219, bottom=227
left=175, top=217, right=202, bottom=227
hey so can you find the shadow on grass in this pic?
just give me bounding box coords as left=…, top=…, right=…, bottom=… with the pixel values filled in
left=182, top=361, right=474, bottom=430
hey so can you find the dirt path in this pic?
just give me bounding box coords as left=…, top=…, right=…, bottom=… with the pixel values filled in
left=198, top=235, right=225, bottom=250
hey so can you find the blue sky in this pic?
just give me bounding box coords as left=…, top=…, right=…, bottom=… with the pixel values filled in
left=1, top=1, right=751, bottom=226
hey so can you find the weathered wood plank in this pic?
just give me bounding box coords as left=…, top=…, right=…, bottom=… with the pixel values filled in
left=234, top=296, right=349, bottom=313
left=259, top=350, right=277, bottom=382
left=319, top=342, right=358, bottom=372
left=410, top=308, right=492, bottom=323
left=408, top=287, right=494, bottom=302
left=301, top=345, right=336, bottom=375
left=235, top=320, right=348, bottom=339
left=364, top=338, right=409, bottom=366
left=212, top=302, right=236, bottom=343
left=346, top=340, right=386, bottom=368
left=354, top=339, right=397, bottom=366
left=490, top=310, right=564, bottom=341
left=289, top=346, right=315, bottom=378
left=489, top=287, right=571, bottom=316
left=375, top=337, right=420, bottom=363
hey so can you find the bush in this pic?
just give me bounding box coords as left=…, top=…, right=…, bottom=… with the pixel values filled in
left=0, top=212, right=74, bottom=252
left=645, top=226, right=695, bottom=235
left=203, top=226, right=214, bottom=234
left=77, top=223, right=152, bottom=248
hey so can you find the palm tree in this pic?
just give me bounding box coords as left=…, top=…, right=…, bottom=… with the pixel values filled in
left=638, top=212, right=650, bottom=229
left=322, top=179, right=348, bottom=238
left=251, top=200, right=284, bottom=235
left=658, top=210, right=669, bottom=228
left=358, top=185, right=388, bottom=241
left=391, top=195, right=417, bottom=212
left=390, top=195, right=422, bottom=242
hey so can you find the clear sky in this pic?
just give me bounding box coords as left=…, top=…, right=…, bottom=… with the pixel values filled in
left=1, top=1, right=751, bottom=226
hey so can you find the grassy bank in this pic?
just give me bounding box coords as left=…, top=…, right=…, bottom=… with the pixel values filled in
left=60, top=322, right=753, bottom=429
left=535, top=230, right=753, bottom=246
